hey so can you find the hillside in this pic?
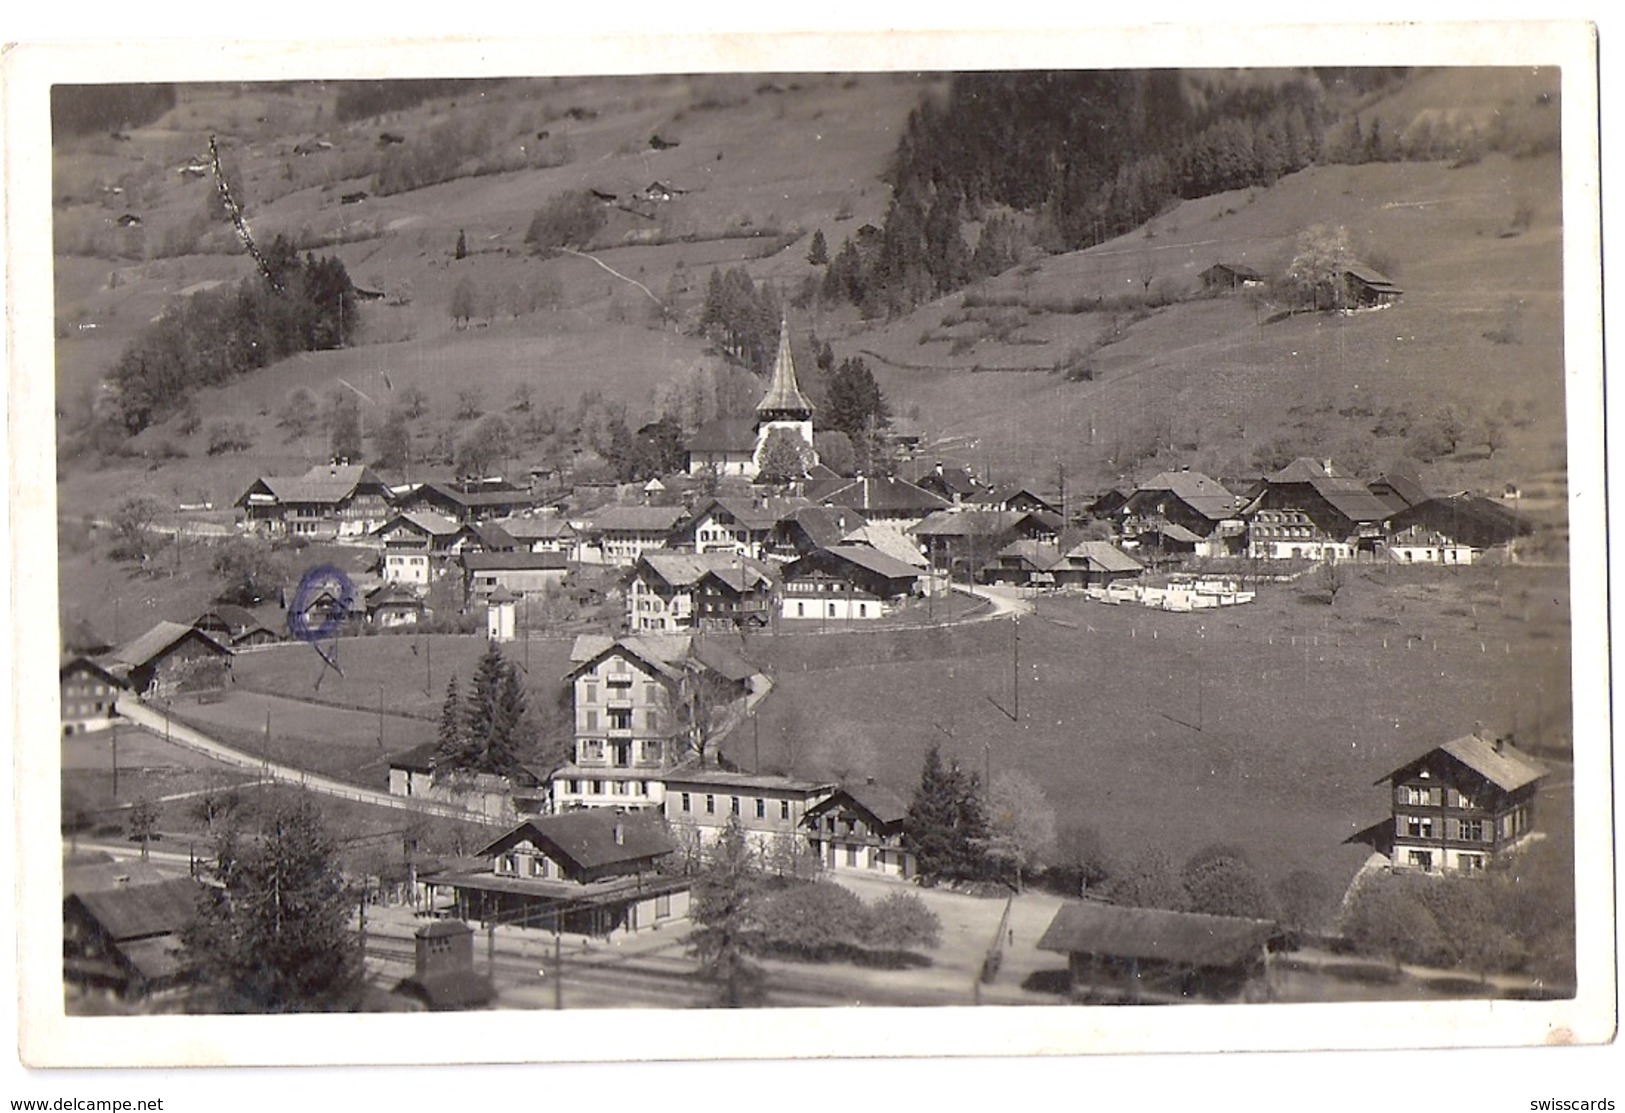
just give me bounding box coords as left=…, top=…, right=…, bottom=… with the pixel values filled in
left=53, top=67, right=1566, bottom=518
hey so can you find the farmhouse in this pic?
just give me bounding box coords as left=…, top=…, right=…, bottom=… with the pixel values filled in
left=1385, top=494, right=1533, bottom=564
left=63, top=878, right=205, bottom=1000
left=1199, top=261, right=1266, bottom=292
left=365, top=583, right=430, bottom=628
left=970, top=483, right=1061, bottom=516
left=663, top=765, right=835, bottom=856
left=102, top=621, right=232, bottom=698
left=1244, top=458, right=1392, bottom=560
left=1375, top=728, right=1546, bottom=874
left=396, top=480, right=535, bottom=524
left=191, top=605, right=279, bottom=648
left=1341, top=263, right=1403, bottom=308
left=803, top=781, right=915, bottom=880
left=627, top=552, right=777, bottom=632
left=1037, top=901, right=1278, bottom=1003
left=907, top=460, right=984, bottom=506
left=60, top=656, right=127, bottom=736
left=373, top=511, right=466, bottom=586
left=816, top=475, right=951, bottom=530
left=426, top=812, right=689, bottom=937
left=1113, top=470, right=1249, bottom=559
left=774, top=505, right=871, bottom=560
left=236, top=464, right=394, bottom=539
left=574, top=504, right=686, bottom=566
left=490, top=514, right=577, bottom=554
left=387, top=741, right=438, bottom=798
left=669, top=494, right=814, bottom=561
left=780, top=544, right=923, bottom=620
left=1061, top=539, right=1145, bottom=586
left=979, top=540, right=1064, bottom=587
left=913, top=508, right=1062, bottom=577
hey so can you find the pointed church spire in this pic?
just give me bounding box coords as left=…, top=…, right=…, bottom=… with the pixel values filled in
left=756, top=319, right=814, bottom=420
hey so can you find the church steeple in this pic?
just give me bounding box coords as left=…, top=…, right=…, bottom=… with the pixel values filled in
left=755, top=319, right=814, bottom=422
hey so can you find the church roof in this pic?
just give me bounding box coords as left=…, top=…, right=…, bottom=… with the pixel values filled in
left=756, top=320, right=814, bottom=418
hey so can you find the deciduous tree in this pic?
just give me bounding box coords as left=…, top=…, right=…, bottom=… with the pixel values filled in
left=212, top=537, right=287, bottom=606
left=688, top=817, right=767, bottom=1007
left=983, top=769, right=1057, bottom=891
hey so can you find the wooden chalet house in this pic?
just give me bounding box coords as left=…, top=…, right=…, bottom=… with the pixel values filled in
left=802, top=781, right=915, bottom=880
left=907, top=460, right=984, bottom=507
left=60, top=656, right=127, bottom=736
left=490, top=514, right=578, bottom=554
left=191, top=605, right=279, bottom=648
left=426, top=811, right=689, bottom=937
left=780, top=545, right=922, bottom=621
left=912, top=508, right=1063, bottom=579
left=627, top=552, right=777, bottom=632
left=236, top=463, right=393, bottom=539
left=63, top=878, right=205, bottom=1000
left=773, top=505, right=871, bottom=562
left=1244, top=458, right=1393, bottom=561
left=1113, top=469, right=1249, bottom=559
left=1384, top=494, right=1534, bottom=566
left=1199, top=261, right=1266, bottom=293
left=101, top=621, right=232, bottom=698
left=395, top=479, right=535, bottom=524
left=669, top=494, right=814, bottom=562
left=461, top=550, right=570, bottom=606
left=814, top=475, right=951, bottom=531
left=971, top=483, right=1062, bottom=516
left=373, top=511, right=467, bottom=586
left=1376, top=728, right=1546, bottom=874
left=575, top=504, right=686, bottom=567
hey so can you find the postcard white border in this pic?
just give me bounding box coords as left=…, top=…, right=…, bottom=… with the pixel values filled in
left=4, top=17, right=1614, bottom=1087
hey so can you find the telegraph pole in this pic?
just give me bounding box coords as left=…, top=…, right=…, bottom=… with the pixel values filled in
left=1012, top=615, right=1020, bottom=723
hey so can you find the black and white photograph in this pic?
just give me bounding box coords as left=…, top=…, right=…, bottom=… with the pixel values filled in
left=4, top=14, right=1616, bottom=1106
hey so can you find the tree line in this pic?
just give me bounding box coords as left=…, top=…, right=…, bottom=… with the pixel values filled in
left=102, top=235, right=357, bottom=434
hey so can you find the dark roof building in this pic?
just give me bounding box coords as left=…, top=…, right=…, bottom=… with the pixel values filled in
left=64, top=878, right=206, bottom=999
left=102, top=621, right=233, bottom=697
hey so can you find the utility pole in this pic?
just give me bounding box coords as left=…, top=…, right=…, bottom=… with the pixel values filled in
left=1012, top=615, right=1020, bottom=723
left=378, top=684, right=385, bottom=748
left=111, top=724, right=119, bottom=798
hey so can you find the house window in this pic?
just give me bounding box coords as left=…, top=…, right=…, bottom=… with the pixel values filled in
left=1458, top=819, right=1485, bottom=842
left=609, top=708, right=633, bottom=730
left=585, top=710, right=599, bottom=731
left=780, top=800, right=791, bottom=821
left=706, top=795, right=716, bottom=815
left=498, top=853, right=518, bottom=875
left=731, top=796, right=741, bottom=816
left=655, top=893, right=672, bottom=919
left=529, top=856, right=545, bottom=878
left=755, top=798, right=766, bottom=820
left=845, top=845, right=859, bottom=867
left=1459, top=853, right=1485, bottom=873
left=1406, top=850, right=1433, bottom=870
left=1406, top=816, right=1434, bottom=839
left=584, top=682, right=598, bottom=703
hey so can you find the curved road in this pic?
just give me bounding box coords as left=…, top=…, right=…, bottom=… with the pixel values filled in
left=114, top=695, right=498, bottom=825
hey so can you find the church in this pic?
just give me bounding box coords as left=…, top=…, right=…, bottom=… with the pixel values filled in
left=686, top=321, right=818, bottom=480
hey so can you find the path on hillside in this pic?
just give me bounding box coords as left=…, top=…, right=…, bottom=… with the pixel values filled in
left=114, top=696, right=497, bottom=825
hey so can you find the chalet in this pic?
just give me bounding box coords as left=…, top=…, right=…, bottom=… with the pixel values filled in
left=191, top=605, right=279, bottom=648
left=491, top=514, right=578, bottom=554
left=63, top=878, right=205, bottom=1000
left=1114, top=470, right=1249, bottom=559
left=803, top=781, right=915, bottom=880
left=979, top=540, right=1063, bottom=588
left=663, top=765, right=836, bottom=857
left=839, top=522, right=929, bottom=570
left=365, top=583, right=430, bottom=628
left=775, top=505, right=871, bottom=560
left=1037, top=901, right=1277, bottom=1003
left=780, top=545, right=922, bottom=621
left=373, top=511, right=466, bottom=586
left=971, top=483, right=1061, bottom=516
left=102, top=621, right=232, bottom=698
left=1375, top=729, right=1545, bottom=874
left=465, top=521, right=519, bottom=553
left=60, top=656, right=127, bottom=736
left=908, top=460, right=983, bottom=506
left=386, top=740, right=550, bottom=817
left=1061, top=539, right=1145, bottom=586
left=669, top=495, right=814, bottom=562
left=387, top=741, right=438, bottom=798
left=913, top=509, right=1063, bottom=577
left=1198, top=262, right=1265, bottom=292
left=815, top=476, right=950, bottom=530
left=552, top=634, right=755, bottom=812
left=627, top=552, right=777, bottom=633
left=396, top=480, right=535, bottom=524
left=1244, top=458, right=1392, bottom=560
left=1341, top=264, right=1403, bottom=308
left=1368, top=469, right=1430, bottom=516
left=426, top=811, right=689, bottom=937
left=574, top=504, right=686, bottom=566
left=236, top=464, right=393, bottom=539
left=461, top=550, right=570, bottom=605
left=284, top=576, right=373, bottom=637
left=1385, top=494, right=1534, bottom=565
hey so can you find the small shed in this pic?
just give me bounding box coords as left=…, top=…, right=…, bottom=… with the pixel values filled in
left=1341, top=264, right=1403, bottom=307
left=1199, top=262, right=1265, bottom=293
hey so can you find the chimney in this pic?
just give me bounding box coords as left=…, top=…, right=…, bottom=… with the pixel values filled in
left=1472, top=720, right=1485, bottom=741
left=613, top=820, right=625, bottom=846
left=865, top=775, right=876, bottom=786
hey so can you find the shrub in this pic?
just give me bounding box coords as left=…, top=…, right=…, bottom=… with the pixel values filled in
left=863, top=891, right=941, bottom=952
left=206, top=420, right=253, bottom=455
left=525, top=190, right=608, bottom=254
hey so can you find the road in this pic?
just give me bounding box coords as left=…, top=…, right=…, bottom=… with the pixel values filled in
left=114, top=695, right=496, bottom=825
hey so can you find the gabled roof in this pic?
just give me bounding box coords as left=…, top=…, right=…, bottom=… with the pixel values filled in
left=805, top=544, right=924, bottom=582
left=567, top=633, right=692, bottom=681
left=994, top=540, right=1064, bottom=571
left=756, top=320, right=814, bottom=417
left=687, top=417, right=759, bottom=455
left=818, top=476, right=949, bottom=516
left=905, top=460, right=983, bottom=498
left=469, top=521, right=518, bottom=550
left=1200, top=261, right=1265, bottom=281
left=239, top=464, right=389, bottom=506
left=492, top=516, right=576, bottom=541
left=684, top=494, right=815, bottom=534
left=687, top=639, right=758, bottom=684
left=663, top=760, right=833, bottom=794
left=972, top=484, right=1059, bottom=513
left=1369, top=471, right=1430, bottom=512
left=373, top=510, right=463, bottom=539
left=912, top=509, right=1026, bottom=539
left=388, top=741, right=439, bottom=772
left=805, top=782, right=911, bottom=828
left=1381, top=733, right=1546, bottom=794
left=786, top=505, right=870, bottom=550
left=60, top=655, right=128, bottom=689
left=1038, top=901, right=1276, bottom=968
left=478, top=812, right=675, bottom=871
left=1390, top=495, right=1534, bottom=547
left=585, top=504, right=687, bottom=533
left=1343, top=263, right=1402, bottom=292
left=1261, top=459, right=1391, bottom=523
left=839, top=522, right=928, bottom=568
left=637, top=552, right=775, bottom=592
left=1063, top=540, right=1144, bottom=573
left=105, top=621, right=232, bottom=669
left=67, top=878, right=204, bottom=942
left=413, top=482, right=534, bottom=511
left=1132, top=471, right=1248, bottom=521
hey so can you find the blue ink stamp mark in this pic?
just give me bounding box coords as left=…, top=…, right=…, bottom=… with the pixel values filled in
left=288, top=564, right=356, bottom=643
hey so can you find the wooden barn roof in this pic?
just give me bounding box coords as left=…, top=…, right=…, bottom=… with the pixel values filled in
left=1037, top=901, right=1276, bottom=968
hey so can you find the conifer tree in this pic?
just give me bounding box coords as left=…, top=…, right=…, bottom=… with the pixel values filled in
left=434, top=675, right=475, bottom=771
left=806, top=228, right=829, bottom=266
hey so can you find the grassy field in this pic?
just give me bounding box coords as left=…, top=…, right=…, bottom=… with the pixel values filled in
left=740, top=562, right=1574, bottom=893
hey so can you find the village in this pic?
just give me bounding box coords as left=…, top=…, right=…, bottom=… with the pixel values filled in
left=60, top=316, right=1572, bottom=1012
